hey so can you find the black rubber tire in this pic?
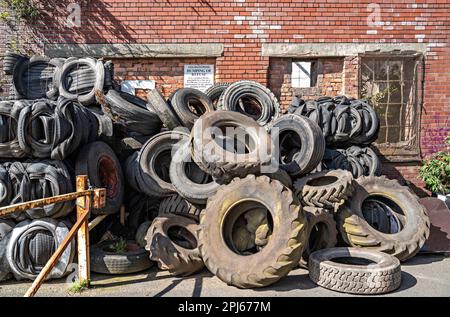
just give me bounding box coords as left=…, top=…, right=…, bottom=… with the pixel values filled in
left=146, top=88, right=181, bottom=130
left=3, top=52, right=28, bottom=75
left=0, top=100, right=26, bottom=158
left=13, top=55, right=63, bottom=100
left=169, top=141, right=220, bottom=204
left=159, top=194, right=203, bottom=222
left=205, top=83, right=230, bottom=109
left=103, top=89, right=162, bottom=136
left=294, top=170, right=354, bottom=209
left=145, top=215, right=204, bottom=276
left=58, top=57, right=105, bottom=106
left=269, top=114, right=325, bottom=177
left=259, top=168, right=292, bottom=189
left=75, top=141, right=124, bottom=215
left=135, top=221, right=152, bottom=248
left=218, top=81, right=280, bottom=127
left=136, top=131, right=188, bottom=197
left=300, top=207, right=338, bottom=267
left=90, top=240, right=153, bottom=275
left=199, top=175, right=307, bottom=288
left=125, top=191, right=159, bottom=234
left=169, top=88, right=214, bottom=129
left=6, top=218, right=75, bottom=280
left=308, top=247, right=401, bottom=294
left=0, top=219, right=15, bottom=241
left=336, top=176, right=430, bottom=261
left=190, top=111, right=272, bottom=181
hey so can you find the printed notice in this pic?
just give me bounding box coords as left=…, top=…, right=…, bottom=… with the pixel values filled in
left=184, top=65, right=214, bottom=92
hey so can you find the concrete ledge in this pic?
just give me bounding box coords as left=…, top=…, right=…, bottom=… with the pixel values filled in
left=44, top=43, right=224, bottom=58
left=261, top=43, right=428, bottom=57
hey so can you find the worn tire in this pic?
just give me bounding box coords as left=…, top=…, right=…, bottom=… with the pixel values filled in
left=159, top=194, right=203, bottom=222
left=145, top=215, right=204, bottom=276
left=300, top=207, right=338, bottom=267
left=191, top=111, right=272, bottom=181
left=169, top=88, right=214, bottom=129
left=90, top=240, right=152, bottom=275
left=309, top=247, right=401, bottom=294
left=75, top=141, right=124, bottom=215
left=269, top=114, right=325, bottom=176
left=218, top=81, right=280, bottom=126
left=199, top=175, right=307, bottom=288
left=135, top=221, right=152, bottom=248
left=205, top=83, right=230, bottom=109
left=146, top=88, right=181, bottom=129
left=294, top=170, right=354, bottom=209
left=336, top=176, right=430, bottom=261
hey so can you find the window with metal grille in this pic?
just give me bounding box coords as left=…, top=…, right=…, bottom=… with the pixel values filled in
left=359, top=54, right=423, bottom=161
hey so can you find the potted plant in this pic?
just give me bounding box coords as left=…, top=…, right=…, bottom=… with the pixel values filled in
left=419, top=134, right=450, bottom=209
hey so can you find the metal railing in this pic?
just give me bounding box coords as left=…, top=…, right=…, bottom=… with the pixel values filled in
left=0, top=175, right=106, bottom=297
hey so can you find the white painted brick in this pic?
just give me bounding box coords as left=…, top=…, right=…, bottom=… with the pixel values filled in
left=234, top=16, right=246, bottom=21
left=415, top=34, right=425, bottom=39
left=252, top=29, right=265, bottom=34
left=367, top=29, right=378, bottom=35
left=293, top=34, right=304, bottom=39
left=234, top=34, right=245, bottom=39
left=270, top=25, right=281, bottom=30
left=415, top=25, right=425, bottom=30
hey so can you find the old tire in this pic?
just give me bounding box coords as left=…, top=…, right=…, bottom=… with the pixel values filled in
left=146, top=88, right=181, bottom=129
left=218, top=81, right=280, bottom=126
left=145, top=215, right=204, bottom=276
left=205, top=83, right=230, bottom=109
left=300, top=207, right=338, bottom=267
left=191, top=111, right=272, bottom=181
left=75, top=141, right=124, bottom=215
left=90, top=240, right=152, bottom=275
left=294, top=170, right=354, bottom=209
left=159, top=194, right=203, bottom=222
left=269, top=114, right=325, bottom=176
left=169, top=141, right=220, bottom=204
left=336, top=176, right=430, bottom=261
left=199, top=175, right=307, bottom=288
left=169, top=88, right=214, bottom=129
left=308, top=247, right=401, bottom=294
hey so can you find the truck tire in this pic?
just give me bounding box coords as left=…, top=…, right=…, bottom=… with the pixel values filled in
left=336, top=176, right=430, bottom=261
left=145, top=215, right=204, bottom=276
left=218, top=81, right=280, bottom=126
left=269, top=114, right=325, bottom=176
left=300, top=207, right=337, bottom=267
left=90, top=240, right=152, bottom=275
left=190, top=111, right=272, bottom=181
left=309, top=247, right=401, bottom=294
left=169, top=88, right=214, bottom=129
left=205, top=83, right=230, bottom=109
left=199, top=175, right=307, bottom=288
left=76, top=141, right=124, bottom=215
left=159, top=194, right=203, bottom=222
left=294, top=170, right=354, bottom=209
left=146, top=88, right=181, bottom=130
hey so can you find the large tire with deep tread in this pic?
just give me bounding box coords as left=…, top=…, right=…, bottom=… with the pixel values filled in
left=159, top=194, right=203, bottom=222
left=90, top=240, right=152, bottom=275
left=218, top=81, right=280, bottom=126
left=294, top=169, right=354, bottom=209
left=199, top=175, right=307, bottom=288
left=300, top=207, right=338, bottom=267
left=145, top=215, right=204, bottom=276
left=190, top=111, right=272, bottom=181
left=169, top=88, right=214, bottom=129
left=309, top=247, right=401, bottom=294
left=336, top=176, right=430, bottom=261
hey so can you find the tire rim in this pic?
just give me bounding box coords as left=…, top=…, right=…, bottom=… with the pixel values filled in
left=98, top=155, right=119, bottom=199
left=361, top=196, right=404, bottom=234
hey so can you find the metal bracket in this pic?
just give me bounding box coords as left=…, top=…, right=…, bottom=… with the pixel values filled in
left=93, top=188, right=106, bottom=209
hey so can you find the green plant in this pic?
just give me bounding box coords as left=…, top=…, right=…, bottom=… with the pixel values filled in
left=419, top=137, right=450, bottom=194
left=0, top=0, right=39, bottom=23
left=111, top=238, right=127, bottom=253
left=68, top=279, right=89, bottom=294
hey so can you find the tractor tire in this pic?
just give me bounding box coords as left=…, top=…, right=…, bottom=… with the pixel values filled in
left=159, top=194, right=203, bottom=222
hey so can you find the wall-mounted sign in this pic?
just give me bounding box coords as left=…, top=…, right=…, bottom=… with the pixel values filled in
left=121, top=80, right=155, bottom=95
left=184, top=64, right=214, bottom=92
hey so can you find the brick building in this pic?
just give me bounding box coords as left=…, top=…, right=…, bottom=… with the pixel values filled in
left=1, top=0, right=449, bottom=195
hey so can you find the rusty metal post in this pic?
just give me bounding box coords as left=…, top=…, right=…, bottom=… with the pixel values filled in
left=76, top=176, right=90, bottom=287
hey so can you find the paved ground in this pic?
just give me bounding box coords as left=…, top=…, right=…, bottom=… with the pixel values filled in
left=1, top=254, right=449, bottom=297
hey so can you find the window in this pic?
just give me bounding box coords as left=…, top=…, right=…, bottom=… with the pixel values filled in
left=291, top=61, right=318, bottom=88
left=359, top=55, right=423, bottom=161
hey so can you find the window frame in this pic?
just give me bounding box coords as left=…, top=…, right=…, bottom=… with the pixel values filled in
left=358, top=52, right=424, bottom=163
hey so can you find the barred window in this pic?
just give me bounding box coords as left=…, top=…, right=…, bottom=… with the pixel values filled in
left=359, top=54, right=423, bottom=161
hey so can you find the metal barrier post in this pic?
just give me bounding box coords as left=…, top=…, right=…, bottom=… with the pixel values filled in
left=76, top=176, right=90, bottom=287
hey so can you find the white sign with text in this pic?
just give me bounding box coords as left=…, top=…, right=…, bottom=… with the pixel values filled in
left=184, top=65, right=214, bottom=92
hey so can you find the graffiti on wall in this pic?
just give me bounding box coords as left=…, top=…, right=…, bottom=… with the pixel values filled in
left=421, top=114, right=450, bottom=157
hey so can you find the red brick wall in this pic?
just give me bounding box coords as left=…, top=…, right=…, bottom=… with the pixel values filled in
left=1, top=0, right=449, bottom=193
